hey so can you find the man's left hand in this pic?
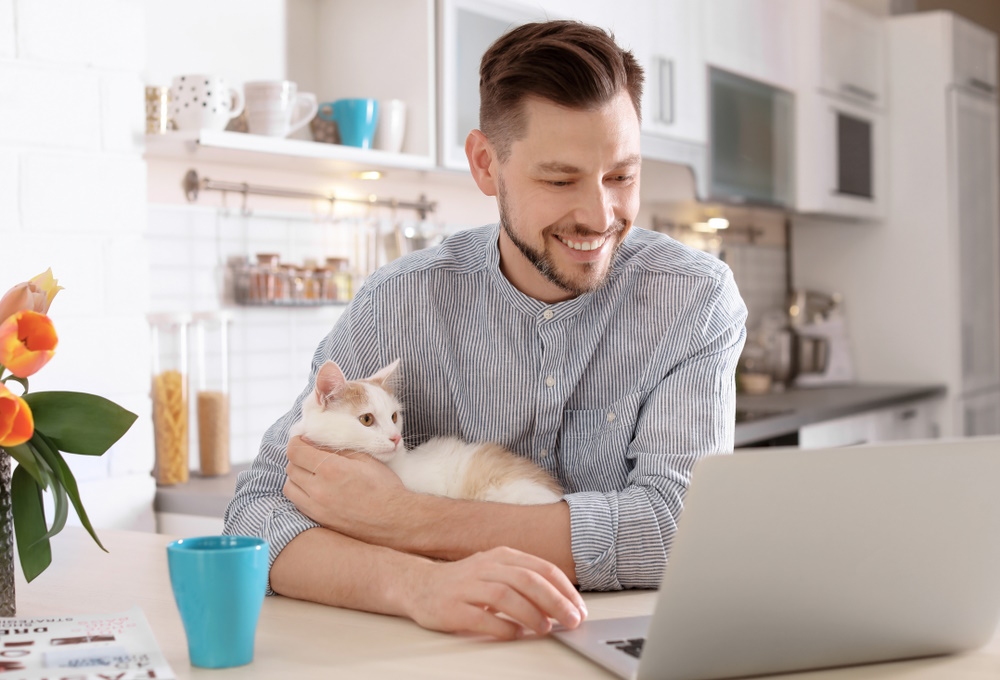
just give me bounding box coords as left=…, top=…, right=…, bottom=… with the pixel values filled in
left=283, top=435, right=410, bottom=544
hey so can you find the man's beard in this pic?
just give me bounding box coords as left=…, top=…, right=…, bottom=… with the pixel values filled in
left=497, top=176, right=625, bottom=297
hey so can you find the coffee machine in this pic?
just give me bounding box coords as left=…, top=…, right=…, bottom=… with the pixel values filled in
left=788, top=290, right=855, bottom=386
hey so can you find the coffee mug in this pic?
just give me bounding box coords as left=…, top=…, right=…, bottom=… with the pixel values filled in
left=374, top=99, right=407, bottom=154
left=167, top=535, right=269, bottom=669
left=244, top=80, right=318, bottom=137
left=169, top=75, right=244, bottom=132
left=327, top=98, right=379, bottom=148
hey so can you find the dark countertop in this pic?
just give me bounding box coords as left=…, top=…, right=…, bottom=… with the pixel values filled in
left=734, top=383, right=946, bottom=447
left=156, top=383, right=946, bottom=517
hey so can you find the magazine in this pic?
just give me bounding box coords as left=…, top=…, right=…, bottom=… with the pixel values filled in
left=0, top=606, right=175, bottom=679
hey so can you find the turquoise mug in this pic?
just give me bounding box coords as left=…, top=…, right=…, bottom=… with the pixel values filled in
left=166, top=535, right=269, bottom=669
left=322, top=98, right=379, bottom=148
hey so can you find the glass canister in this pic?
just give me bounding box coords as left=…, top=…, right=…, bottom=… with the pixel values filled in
left=193, top=311, right=232, bottom=477
left=148, top=313, right=192, bottom=486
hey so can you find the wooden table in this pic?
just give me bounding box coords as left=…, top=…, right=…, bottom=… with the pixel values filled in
left=15, top=528, right=1000, bottom=678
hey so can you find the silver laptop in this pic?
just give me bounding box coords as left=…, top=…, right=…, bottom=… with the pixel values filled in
left=553, top=437, right=1000, bottom=680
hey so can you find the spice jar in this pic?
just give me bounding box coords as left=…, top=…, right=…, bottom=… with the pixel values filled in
left=148, top=313, right=192, bottom=486
left=193, top=311, right=232, bottom=477
left=255, top=253, right=280, bottom=302
left=325, top=257, right=353, bottom=301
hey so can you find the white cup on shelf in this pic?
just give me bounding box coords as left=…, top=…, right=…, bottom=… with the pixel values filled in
left=244, top=80, right=318, bottom=138
left=169, top=75, right=244, bottom=132
left=374, top=99, right=407, bottom=154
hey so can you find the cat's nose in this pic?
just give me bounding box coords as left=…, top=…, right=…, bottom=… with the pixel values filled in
left=390, top=433, right=402, bottom=447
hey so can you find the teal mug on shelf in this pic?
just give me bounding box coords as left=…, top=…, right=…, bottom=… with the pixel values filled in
left=322, top=98, right=379, bottom=149
left=166, top=535, right=269, bottom=669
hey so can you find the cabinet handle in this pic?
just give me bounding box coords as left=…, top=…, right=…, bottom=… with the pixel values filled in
left=841, top=83, right=877, bottom=101
left=968, top=77, right=997, bottom=94
left=898, top=408, right=917, bottom=421
left=657, top=57, right=674, bottom=125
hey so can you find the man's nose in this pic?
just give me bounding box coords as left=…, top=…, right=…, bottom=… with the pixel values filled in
left=576, top=182, right=615, bottom=231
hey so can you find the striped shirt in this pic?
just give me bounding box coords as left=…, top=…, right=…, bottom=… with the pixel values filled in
left=224, top=223, right=747, bottom=592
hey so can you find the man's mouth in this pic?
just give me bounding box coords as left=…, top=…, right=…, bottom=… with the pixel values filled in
left=554, top=233, right=610, bottom=252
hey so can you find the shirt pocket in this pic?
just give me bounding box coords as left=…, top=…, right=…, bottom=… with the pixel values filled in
left=559, top=391, right=646, bottom=492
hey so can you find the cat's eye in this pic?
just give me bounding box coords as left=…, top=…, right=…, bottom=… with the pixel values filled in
left=359, top=413, right=375, bottom=427
left=391, top=412, right=398, bottom=423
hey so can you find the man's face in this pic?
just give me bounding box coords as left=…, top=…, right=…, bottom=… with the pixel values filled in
left=493, top=89, right=641, bottom=303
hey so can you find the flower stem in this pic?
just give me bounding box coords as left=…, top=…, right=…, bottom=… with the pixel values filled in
left=0, top=375, right=29, bottom=395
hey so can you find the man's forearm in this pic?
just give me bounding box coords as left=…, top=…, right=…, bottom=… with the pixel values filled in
left=270, top=526, right=425, bottom=615
left=387, top=497, right=577, bottom=584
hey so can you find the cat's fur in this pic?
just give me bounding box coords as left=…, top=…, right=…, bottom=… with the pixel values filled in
left=288, top=359, right=563, bottom=505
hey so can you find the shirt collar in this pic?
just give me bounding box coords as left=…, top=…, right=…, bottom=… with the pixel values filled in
left=484, top=222, right=603, bottom=322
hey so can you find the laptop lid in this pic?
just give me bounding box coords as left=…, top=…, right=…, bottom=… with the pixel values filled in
left=634, top=437, right=1000, bottom=680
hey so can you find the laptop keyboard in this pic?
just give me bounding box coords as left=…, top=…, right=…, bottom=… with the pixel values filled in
left=604, top=637, right=645, bottom=659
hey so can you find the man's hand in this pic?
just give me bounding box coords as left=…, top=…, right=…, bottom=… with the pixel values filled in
left=283, top=435, right=409, bottom=542
left=403, top=546, right=588, bottom=640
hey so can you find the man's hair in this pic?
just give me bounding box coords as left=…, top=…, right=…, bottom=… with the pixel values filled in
left=478, top=20, right=644, bottom=161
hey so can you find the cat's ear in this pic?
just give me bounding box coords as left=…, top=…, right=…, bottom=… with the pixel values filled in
left=314, top=361, right=348, bottom=406
left=368, top=358, right=401, bottom=395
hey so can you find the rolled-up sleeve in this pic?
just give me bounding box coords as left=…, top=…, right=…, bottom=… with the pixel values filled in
left=222, top=288, right=379, bottom=594
left=564, top=268, right=747, bottom=590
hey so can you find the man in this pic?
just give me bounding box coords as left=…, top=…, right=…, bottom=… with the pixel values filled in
left=224, top=20, right=747, bottom=641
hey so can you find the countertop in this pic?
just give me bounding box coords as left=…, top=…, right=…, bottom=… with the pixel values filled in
left=156, top=383, right=946, bottom=517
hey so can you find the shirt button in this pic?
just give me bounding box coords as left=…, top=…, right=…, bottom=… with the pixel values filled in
left=545, top=375, right=555, bottom=388
left=543, top=309, right=554, bottom=320
left=540, top=449, right=548, bottom=457
left=607, top=412, right=616, bottom=422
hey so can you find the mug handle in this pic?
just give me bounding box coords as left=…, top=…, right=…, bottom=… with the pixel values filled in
left=288, top=93, right=319, bottom=136
left=228, top=87, right=245, bottom=120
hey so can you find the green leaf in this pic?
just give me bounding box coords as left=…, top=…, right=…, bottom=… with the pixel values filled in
left=12, top=465, right=52, bottom=582
left=36, top=482, right=68, bottom=545
left=3, top=443, right=49, bottom=489
left=32, top=432, right=106, bottom=552
left=23, top=391, right=137, bottom=456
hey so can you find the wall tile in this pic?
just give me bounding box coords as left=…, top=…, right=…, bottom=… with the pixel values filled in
left=0, top=0, right=14, bottom=59
left=105, top=235, right=150, bottom=315
left=18, top=0, right=144, bottom=70
left=0, top=63, right=102, bottom=149
left=0, top=232, right=105, bottom=314
left=22, top=153, right=146, bottom=234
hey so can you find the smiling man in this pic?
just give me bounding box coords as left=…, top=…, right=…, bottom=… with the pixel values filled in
left=225, top=20, right=747, bottom=640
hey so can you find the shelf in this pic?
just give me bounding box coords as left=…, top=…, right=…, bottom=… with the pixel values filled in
left=143, top=130, right=438, bottom=177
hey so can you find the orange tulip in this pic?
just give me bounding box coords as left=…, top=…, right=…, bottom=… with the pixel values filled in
left=0, top=311, right=58, bottom=378
left=0, top=382, right=33, bottom=447
left=0, top=268, right=62, bottom=325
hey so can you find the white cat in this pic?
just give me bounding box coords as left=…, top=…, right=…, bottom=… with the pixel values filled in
left=289, top=359, right=563, bottom=505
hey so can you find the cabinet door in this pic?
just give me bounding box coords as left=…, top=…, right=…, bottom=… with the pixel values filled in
left=644, top=0, right=705, bottom=143
left=954, top=15, right=998, bottom=97
left=798, top=411, right=876, bottom=449
left=820, top=0, right=885, bottom=106
left=701, top=0, right=797, bottom=90
left=959, top=390, right=1000, bottom=437
left=438, top=0, right=543, bottom=171
left=870, top=400, right=941, bottom=442
left=950, top=90, right=1000, bottom=394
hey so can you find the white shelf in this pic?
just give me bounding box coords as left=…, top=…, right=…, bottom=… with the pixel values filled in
left=143, top=130, right=438, bottom=177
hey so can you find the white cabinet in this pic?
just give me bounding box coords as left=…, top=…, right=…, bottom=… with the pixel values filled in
left=437, top=0, right=542, bottom=171
left=701, top=0, right=797, bottom=91
left=816, top=0, right=886, bottom=106
left=958, top=390, right=1000, bottom=437
left=954, top=15, right=999, bottom=95
left=799, top=399, right=942, bottom=449
left=952, top=88, right=1000, bottom=395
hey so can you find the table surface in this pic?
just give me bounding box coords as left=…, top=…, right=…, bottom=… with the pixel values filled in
left=15, top=527, right=1000, bottom=679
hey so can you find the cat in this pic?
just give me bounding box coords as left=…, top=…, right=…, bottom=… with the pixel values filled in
left=288, top=359, right=563, bottom=505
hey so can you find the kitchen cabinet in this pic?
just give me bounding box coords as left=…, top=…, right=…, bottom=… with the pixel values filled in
left=793, top=12, right=1000, bottom=437
left=700, top=0, right=797, bottom=91
left=798, top=398, right=941, bottom=449
left=959, top=390, right=1000, bottom=437
left=437, top=0, right=542, bottom=171
left=811, top=0, right=886, bottom=107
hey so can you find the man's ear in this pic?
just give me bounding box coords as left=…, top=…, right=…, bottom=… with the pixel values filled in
left=465, top=129, right=499, bottom=197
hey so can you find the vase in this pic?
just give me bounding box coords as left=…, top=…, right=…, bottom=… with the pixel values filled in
left=0, top=448, right=14, bottom=616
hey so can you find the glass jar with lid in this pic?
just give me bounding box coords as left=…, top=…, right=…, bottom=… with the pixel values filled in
left=192, top=311, right=232, bottom=477
left=148, top=313, right=192, bottom=485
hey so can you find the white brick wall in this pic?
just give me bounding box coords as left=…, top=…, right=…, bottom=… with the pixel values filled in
left=3, top=0, right=153, bottom=532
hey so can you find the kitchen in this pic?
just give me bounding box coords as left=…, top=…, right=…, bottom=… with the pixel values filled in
left=2, top=0, right=1000, bottom=674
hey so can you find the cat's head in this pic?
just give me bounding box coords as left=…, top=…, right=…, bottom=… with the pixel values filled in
left=299, top=359, right=404, bottom=462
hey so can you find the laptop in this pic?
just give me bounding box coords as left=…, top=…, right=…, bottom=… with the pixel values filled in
left=553, top=437, right=1000, bottom=680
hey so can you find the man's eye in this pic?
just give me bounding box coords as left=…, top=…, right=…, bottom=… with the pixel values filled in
left=359, top=413, right=375, bottom=426
left=548, top=180, right=571, bottom=187
left=611, top=175, right=633, bottom=182
left=391, top=412, right=398, bottom=423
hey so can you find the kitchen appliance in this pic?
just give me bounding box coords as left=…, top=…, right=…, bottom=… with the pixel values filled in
left=708, top=67, right=795, bottom=207
left=788, top=290, right=855, bottom=386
